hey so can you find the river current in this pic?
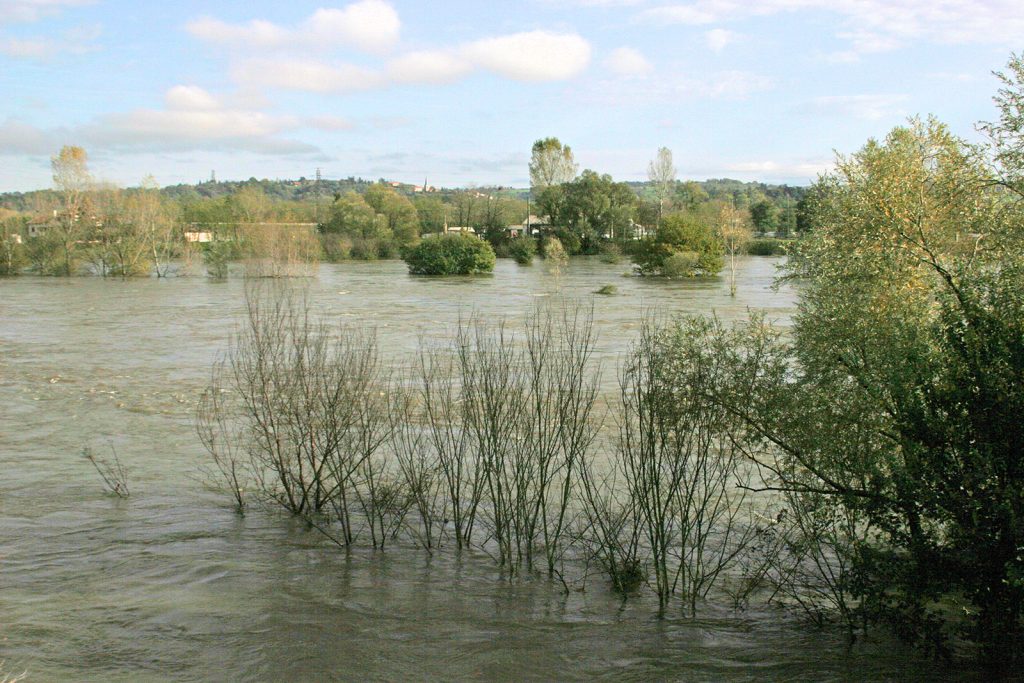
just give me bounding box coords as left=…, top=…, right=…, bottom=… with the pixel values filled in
left=0, top=258, right=970, bottom=681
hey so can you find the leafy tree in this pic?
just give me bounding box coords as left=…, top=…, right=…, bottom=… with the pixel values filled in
left=529, top=137, right=577, bottom=193
left=708, top=114, right=1024, bottom=663
left=324, top=191, right=380, bottom=239
left=413, top=195, right=446, bottom=234
left=50, top=145, right=92, bottom=275
left=546, top=170, right=638, bottom=253
left=676, top=181, right=710, bottom=211
left=749, top=199, right=779, bottom=233
left=403, top=233, right=496, bottom=275
left=365, top=183, right=420, bottom=246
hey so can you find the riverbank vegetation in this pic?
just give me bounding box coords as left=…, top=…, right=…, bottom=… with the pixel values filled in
left=193, top=54, right=1024, bottom=668
left=0, top=141, right=802, bottom=281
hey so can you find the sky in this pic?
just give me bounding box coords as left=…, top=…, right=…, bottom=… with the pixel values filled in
left=1, top=0, right=1021, bottom=192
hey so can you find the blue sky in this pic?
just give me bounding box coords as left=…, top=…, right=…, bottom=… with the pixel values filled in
left=1, top=0, right=1021, bottom=192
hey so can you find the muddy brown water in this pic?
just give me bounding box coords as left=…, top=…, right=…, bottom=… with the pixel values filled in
left=0, top=258, right=971, bottom=680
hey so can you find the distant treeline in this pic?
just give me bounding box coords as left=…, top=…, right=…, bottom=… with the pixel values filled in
left=1, top=175, right=806, bottom=230
left=1, top=150, right=806, bottom=278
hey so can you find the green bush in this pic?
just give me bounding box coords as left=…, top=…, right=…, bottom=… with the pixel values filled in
left=203, top=239, right=233, bottom=279
left=746, top=238, right=788, bottom=256
left=631, top=212, right=723, bottom=277
left=509, top=237, right=537, bottom=265
left=403, top=233, right=496, bottom=275
left=660, top=251, right=701, bottom=277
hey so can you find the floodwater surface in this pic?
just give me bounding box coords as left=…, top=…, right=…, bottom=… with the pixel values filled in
left=0, top=258, right=970, bottom=681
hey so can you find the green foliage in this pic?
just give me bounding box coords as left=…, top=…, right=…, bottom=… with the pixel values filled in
left=412, top=195, right=446, bottom=234
left=594, top=284, right=616, bottom=295
left=403, top=233, right=496, bottom=275
left=713, top=113, right=1024, bottom=662
left=746, top=238, right=788, bottom=255
left=544, top=170, right=638, bottom=252
left=749, top=200, right=779, bottom=233
left=551, top=227, right=582, bottom=255
left=203, top=239, right=234, bottom=279
left=632, top=212, right=723, bottom=276
left=508, top=236, right=536, bottom=265
left=364, top=184, right=420, bottom=246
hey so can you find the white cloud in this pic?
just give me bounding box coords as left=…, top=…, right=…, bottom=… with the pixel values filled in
left=231, top=58, right=384, bottom=93
left=0, top=18, right=98, bottom=59
left=304, top=3, right=399, bottom=54
left=705, top=28, right=737, bottom=52
left=387, top=49, right=473, bottom=85
left=724, top=159, right=833, bottom=177
left=306, top=116, right=355, bottom=131
left=0, top=0, right=91, bottom=23
left=186, top=0, right=400, bottom=54
left=604, top=47, right=652, bottom=77
left=97, top=109, right=295, bottom=144
left=0, top=85, right=320, bottom=157
left=229, top=30, right=592, bottom=93
left=0, top=117, right=62, bottom=154
left=186, top=17, right=289, bottom=49
left=574, top=68, right=772, bottom=106
left=638, top=0, right=1024, bottom=57
left=164, top=84, right=222, bottom=111
left=462, top=31, right=591, bottom=82
left=808, top=94, right=909, bottom=121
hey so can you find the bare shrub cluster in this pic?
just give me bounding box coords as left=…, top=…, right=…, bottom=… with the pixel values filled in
left=197, top=285, right=848, bottom=619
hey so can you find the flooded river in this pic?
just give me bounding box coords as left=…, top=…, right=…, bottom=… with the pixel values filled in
left=0, top=258, right=969, bottom=681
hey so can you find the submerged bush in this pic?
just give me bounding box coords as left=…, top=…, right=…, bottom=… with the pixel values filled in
left=403, top=233, right=496, bottom=275
left=600, top=242, right=623, bottom=264
left=746, top=238, right=788, bottom=256
left=508, top=236, right=537, bottom=265
left=632, top=213, right=723, bottom=277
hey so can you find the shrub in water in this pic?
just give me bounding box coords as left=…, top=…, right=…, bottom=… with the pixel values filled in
left=509, top=237, right=537, bottom=265
left=746, top=238, right=788, bottom=256
left=403, top=233, right=496, bottom=275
